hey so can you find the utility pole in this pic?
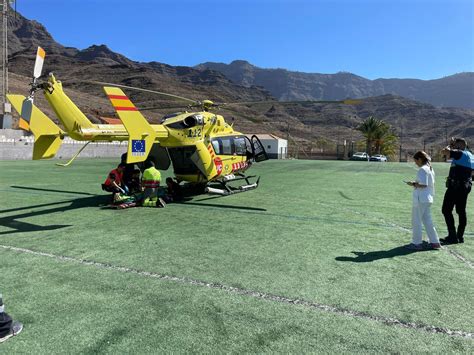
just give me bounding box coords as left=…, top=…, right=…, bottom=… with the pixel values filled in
left=444, top=116, right=448, bottom=145
left=0, top=0, right=12, bottom=128
left=399, top=120, right=403, bottom=162
left=286, top=121, right=290, bottom=158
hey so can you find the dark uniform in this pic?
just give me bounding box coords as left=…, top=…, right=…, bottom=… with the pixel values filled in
left=441, top=149, right=474, bottom=243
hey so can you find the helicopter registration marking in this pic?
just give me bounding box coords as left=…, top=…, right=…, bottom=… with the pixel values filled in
left=187, top=128, right=202, bottom=138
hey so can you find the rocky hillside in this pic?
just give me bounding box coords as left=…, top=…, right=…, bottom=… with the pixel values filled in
left=5, top=7, right=474, bottom=154
left=196, top=60, right=474, bottom=109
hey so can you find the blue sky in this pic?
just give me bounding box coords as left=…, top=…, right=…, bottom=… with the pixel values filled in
left=16, top=0, right=473, bottom=80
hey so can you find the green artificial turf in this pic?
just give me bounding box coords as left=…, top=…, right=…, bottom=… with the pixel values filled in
left=0, top=158, right=473, bottom=353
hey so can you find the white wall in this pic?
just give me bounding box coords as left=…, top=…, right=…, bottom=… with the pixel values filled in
left=260, top=138, right=288, bottom=159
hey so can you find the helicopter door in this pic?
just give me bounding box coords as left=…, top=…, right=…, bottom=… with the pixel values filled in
left=148, top=143, right=171, bottom=170
left=250, top=135, right=268, bottom=162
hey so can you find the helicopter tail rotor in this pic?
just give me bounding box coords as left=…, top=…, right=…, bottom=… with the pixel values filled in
left=17, top=47, right=47, bottom=126
left=33, top=47, right=45, bottom=82
left=7, top=94, right=64, bottom=159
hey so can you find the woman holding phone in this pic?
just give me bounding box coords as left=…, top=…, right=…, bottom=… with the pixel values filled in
left=405, top=151, right=441, bottom=250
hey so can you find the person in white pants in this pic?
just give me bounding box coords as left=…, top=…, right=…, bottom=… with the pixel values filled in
left=405, top=151, right=441, bottom=250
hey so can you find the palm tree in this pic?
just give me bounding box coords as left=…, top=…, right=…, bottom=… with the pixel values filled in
left=357, top=116, right=381, bottom=155
left=357, top=116, right=398, bottom=157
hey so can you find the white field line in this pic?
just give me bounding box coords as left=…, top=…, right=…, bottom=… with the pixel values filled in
left=0, top=244, right=472, bottom=340
left=444, top=248, right=474, bottom=268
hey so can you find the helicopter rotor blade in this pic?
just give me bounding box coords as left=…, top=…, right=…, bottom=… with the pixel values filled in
left=138, top=104, right=190, bottom=111
left=219, top=96, right=364, bottom=108
left=222, top=99, right=360, bottom=106
left=78, top=80, right=198, bottom=104
left=136, top=97, right=362, bottom=113
left=33, top=47, right=46, bottom=80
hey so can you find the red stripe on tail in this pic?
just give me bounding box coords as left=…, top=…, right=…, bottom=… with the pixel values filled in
left=115, top=107, right=138, bottom=111
left=108, top=95, right=129, bottom=100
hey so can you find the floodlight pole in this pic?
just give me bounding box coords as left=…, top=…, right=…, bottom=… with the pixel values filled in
left=1, top=0, right=7, bottom=105
left=0, top=0, right=12, bottom=128
left=399, top=121, right=403, bottom=163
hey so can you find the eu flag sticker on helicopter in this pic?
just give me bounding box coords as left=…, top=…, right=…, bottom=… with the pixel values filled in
left=131, top=139, right=145, bottom=156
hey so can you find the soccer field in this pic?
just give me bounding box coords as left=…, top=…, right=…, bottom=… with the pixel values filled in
left=0, top=159, right=473, bottom=353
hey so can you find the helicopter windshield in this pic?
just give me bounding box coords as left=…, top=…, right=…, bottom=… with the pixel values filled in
left=211, top=136, right=247, bottom=156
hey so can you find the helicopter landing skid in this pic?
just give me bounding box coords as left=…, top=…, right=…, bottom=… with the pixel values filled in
left=205, top=174, right=260, bottom=196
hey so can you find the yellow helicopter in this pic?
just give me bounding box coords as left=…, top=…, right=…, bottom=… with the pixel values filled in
left=7, top=47, right=268, bottom=195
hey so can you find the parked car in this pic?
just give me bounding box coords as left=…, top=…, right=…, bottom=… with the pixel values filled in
left=350, top=152, right=370, bottom=161
left=370, top=154, right=388, bottom=162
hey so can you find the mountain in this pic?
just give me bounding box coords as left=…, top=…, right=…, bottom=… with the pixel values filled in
left=5, top=7, right=474, bottom=154
left=196, top=61, right=474, bottom=109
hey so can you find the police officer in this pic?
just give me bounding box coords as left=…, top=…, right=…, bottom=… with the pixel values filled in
left=440, top=138, right=474, bottom=245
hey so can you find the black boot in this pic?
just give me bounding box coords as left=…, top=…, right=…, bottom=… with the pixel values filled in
left=439, top=234, right=458, bottom=245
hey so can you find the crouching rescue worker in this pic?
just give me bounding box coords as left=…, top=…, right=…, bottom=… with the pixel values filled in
left=141, top=160, right=166, bottom=207
left=102, top=163, right=128, bottom=203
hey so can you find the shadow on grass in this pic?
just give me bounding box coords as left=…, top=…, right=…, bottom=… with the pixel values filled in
left=10, top=185, right=96, bottom=196
left=338, top=191, right=354, bottom=200
left=1, top=186, right=111, bottom=235
left=335, top=246, right=433, bottom=263
left=179, top=201, right=267, bottom=212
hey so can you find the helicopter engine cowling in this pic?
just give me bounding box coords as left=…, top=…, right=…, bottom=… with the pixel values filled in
left=184, top=114, right=204, bottom=127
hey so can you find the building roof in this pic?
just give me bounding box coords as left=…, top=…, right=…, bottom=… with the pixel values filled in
left=246, top=134, right=285, bottom=141
left=98, top=117, right=122, bottom=125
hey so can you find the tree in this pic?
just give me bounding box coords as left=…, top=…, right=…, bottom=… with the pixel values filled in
left=357, top=116, right=398, bottom=157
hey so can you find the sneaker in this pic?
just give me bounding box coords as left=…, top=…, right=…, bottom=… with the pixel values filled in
left=0, top=321, right=23, bottom=343
left=429, top=243, right=441, bottom=250
left=156, top=198, right=166, bottom=208
left=458, top=238, right=464, bottom=244
left=405, top=243, right=423, bottom=250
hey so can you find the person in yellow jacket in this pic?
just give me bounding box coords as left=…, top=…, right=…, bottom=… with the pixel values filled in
left=141, top=160, right=166, bottom=207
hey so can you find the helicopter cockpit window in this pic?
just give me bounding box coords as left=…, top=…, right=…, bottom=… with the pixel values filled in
left=234, top=137, right=247, bottom=156
left=212, top=137, right=247, bottom=156
left=221, top=138, right=232, bottom=155
left=211, top=139, right=221, bottom=155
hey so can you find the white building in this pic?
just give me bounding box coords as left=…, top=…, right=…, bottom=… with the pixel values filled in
left=248, top=134, right=288, bottom=159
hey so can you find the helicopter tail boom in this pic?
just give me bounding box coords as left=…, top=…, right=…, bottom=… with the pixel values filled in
left=43, top=74, right=95, bottom=138
left=7, top=94, right=64, bottom=160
